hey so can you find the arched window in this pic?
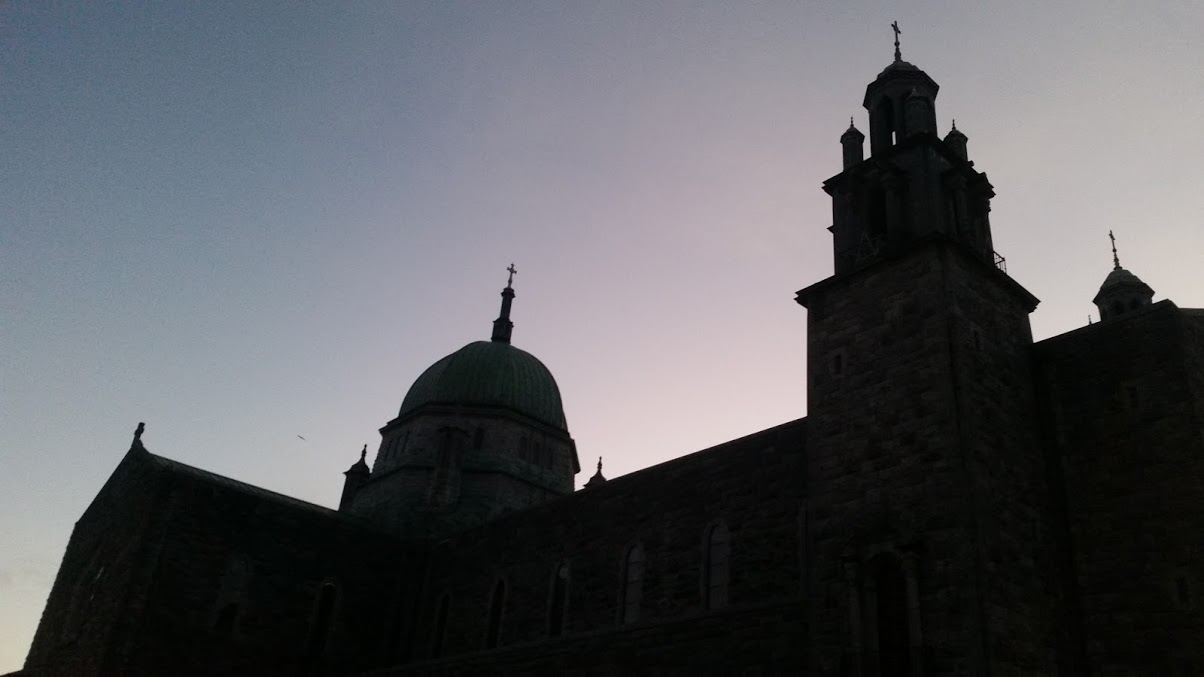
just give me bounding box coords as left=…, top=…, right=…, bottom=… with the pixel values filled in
left=871, top=555, right=909, bottom=676
left=485, top=580, right=505, bottom=648
left=431, top=593, right=450, bottom=658
left=704, top=522, right=730, bottom=609
left=620, top=544, right=644, bottom=624
left=213, top=602, right=238, bottom=635
left=872, top=97, right=896, bottom=151
left=307, top=583, right=337, bottom=659
left=548, top=563, right=569, bottom=637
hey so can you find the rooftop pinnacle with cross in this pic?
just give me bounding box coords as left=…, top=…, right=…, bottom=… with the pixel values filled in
left=892, top=21, right=902, bottom=61
left=506, top=263, right=517, bottom=288
left=1109, top=230, right=1121, bottom=269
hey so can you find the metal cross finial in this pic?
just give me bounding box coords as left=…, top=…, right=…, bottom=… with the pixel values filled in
left=891, top=21, right=902, bottom=61
left=506, top=263, right=517, bottom=288
left=1109, top=230, right=1120, bottom=269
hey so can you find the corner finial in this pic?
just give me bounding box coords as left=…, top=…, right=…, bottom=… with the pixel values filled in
left=491, top=263, right=517, bottom=344
left=849, top=116, right=855, bottom=129
left=360, top=444, right=367, bottom=462
left=1109, top=230, right=1120, bottom=269
left=132, top=422, right=146, bottom=450
left=584, top=455, right=608, bottom=488
left=891, top=21, right=902, bottom=62
left=951, top=119, right=957, bottom=132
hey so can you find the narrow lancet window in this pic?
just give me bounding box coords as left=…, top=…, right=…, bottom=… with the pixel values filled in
left=548, top=563, right=569, bottom=637
left=485, top=580, right=505, bottom=648
left=621, top=544, right=644, bottom=624
left=307, top=583, right=337, bottom=659
left=431, top=593, right=450, bottom=658
left=872, top=555, right=910, bottom=676
left=705, top=522, right=730, bottom=609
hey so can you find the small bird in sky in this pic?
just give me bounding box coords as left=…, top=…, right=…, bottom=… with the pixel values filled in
left=297, top=435, right=306, bottom=441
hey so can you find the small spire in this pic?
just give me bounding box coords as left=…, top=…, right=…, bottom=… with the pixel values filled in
left=849, top=116, right=855, bottom=129
left=951, top=119, right=957, bottom=131
left=584, top=456, right=607, bottom=488
left=345, top=444, right=370, bottom=475
left=491, top=264, right=516, bottom=344
left=130, top=421, right=147, bottom=451
left=1109, top=230, right=1121, bottom=269
left=891, top=20, right=902, bottom=62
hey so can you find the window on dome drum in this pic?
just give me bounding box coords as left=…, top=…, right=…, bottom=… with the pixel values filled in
left=485, top=580, right=505, bottom=648
left=704, top=522, right=730, bottom=609
left=620, top=544, right=644, bottom=624
left=307, top=583, right=337, bottom=659
left=431, top=593, right=450, bottom=658
left=548, top=563, right=569, bottom=637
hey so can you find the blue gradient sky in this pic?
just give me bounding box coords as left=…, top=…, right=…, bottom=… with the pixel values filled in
left=3, top=2, right=1202, bottom=669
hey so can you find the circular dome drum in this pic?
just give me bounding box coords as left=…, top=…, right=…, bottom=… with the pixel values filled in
left=398, top=341, right=567, bottom=431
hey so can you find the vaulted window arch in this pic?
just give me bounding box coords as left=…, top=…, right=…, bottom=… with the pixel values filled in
left=704, top=522, right=730, bottom=609
left=485, top=579, right=505, bottom=648
left=620, top=544, right=644, bottom=624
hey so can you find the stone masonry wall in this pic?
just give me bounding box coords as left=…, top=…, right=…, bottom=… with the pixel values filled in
left=390, top=419, right=808, bottom=675
left=1034, top=302, right=1204, bottom=676
left=24, top=448, right=167, bottom=676
left=800, top=240, right=1060, bottom=677
left=121, top=458, right=418, bottom=676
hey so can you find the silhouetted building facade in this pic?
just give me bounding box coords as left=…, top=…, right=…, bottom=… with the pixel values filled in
left=18, top=48, right=1204, bottom=677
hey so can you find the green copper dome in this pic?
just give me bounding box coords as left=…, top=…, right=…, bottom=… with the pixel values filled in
left=398, top=341, right=567, bottom=431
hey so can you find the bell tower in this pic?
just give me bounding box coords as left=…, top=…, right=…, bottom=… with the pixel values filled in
left=797, top=29, right=1066, bottom=676
left=827, top=28, right=996, bottom=277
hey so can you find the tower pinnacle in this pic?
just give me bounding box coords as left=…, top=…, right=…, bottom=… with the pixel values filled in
left=891, top=21, right=902, bottom=62
left=491, top=264, right=517, bottom=344
left=1109, top=230, right=1121, bottom=269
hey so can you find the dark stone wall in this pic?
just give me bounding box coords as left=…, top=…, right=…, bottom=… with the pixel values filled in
left=25, top=449, right=424, bottom=677
left=799, top=239, right=1060, bottom=676
left=24, top=449, right=166, bottom=676
left=1034, top=301, right=1204, bottom=675
left=396, top=419, right=808, bottom=674
left=374, top=600, right=806, bottom=677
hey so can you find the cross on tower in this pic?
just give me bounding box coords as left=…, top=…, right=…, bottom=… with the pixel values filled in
left=891, top=21, right=902, bottom=61
left=1109, top=230, right=1120, bottom=269
left=506, top=263, right=517, bottom=288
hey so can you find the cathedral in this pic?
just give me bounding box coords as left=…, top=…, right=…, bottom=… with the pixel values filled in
left=17, top=44, right=1204, bottom=677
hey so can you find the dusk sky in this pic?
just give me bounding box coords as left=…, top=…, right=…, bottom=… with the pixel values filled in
left=3, top=2, right=1203, bottom=670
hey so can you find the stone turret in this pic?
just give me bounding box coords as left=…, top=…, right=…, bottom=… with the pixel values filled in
left=1093, top=231, right=1154, bottom=321
left=339, top=445, right=370, bottom=511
